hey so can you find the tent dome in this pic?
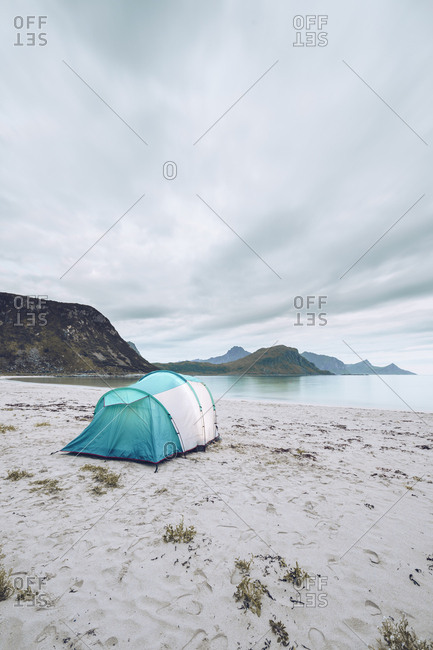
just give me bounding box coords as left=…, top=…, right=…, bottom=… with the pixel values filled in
left=61, top=371, right=218, bottom=464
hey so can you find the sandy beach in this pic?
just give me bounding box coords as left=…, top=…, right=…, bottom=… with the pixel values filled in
left=0, top=378, right=432, bottom=649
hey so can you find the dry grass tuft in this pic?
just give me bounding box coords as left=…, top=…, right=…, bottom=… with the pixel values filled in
left=30, top=478, right=61, bottom=494
left=371, top=616, right=433, bottom=650
left=5, top=469, right=34, bottom=481
left=234, top=577, right=269, bottom=616
left=0, top=548, right=13, bottom=601
left=0, top=424, right=17, bottom=434
left=81, top=464, right=121, bottom=494
left=163, top=517, right=196, bottom=544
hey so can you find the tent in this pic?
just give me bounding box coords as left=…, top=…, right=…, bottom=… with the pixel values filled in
left=61, top=371, right=218, bottom=465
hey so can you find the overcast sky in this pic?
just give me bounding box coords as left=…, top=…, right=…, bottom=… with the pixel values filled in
left=1, top=1, right=432, bottom=372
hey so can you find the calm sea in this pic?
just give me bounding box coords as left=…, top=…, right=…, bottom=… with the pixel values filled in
left=9, top=374, right=433, bottom=413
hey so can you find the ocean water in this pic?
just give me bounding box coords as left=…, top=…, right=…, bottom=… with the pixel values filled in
left=8, top=374, right=433, bottom=413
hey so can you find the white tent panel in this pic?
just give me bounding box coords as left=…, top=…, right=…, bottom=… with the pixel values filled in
left=153, top=383, right=203, bottom=452
left=189, top=381, right=216, bottom=444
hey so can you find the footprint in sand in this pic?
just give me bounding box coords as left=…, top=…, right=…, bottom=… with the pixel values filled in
left=35, top=624, right=57, bottom=643
left=175, top=594, right=203, bottom=615
left=69, top=579, right=83, bottom=593
left=304, top=501, right=320, bottom=517
left=182, top=629, right=207, bottom=649
left=209, top=633, right=228, bottom=649
left=308, top=627, right=326, bottom=648
left=364, top=549, right=380, bottom=564
left=194, top=570, right=213, bottom=593
left=230, top=569, right=241, bottom=585
left=365, top=599, right=381, bottom=616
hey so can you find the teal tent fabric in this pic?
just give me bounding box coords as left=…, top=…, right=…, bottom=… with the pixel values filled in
left=131, top=371, right=201, bottom=404
left=61, top=371, right=218, bottom=465
left=61, top=392, right=182, bottom=464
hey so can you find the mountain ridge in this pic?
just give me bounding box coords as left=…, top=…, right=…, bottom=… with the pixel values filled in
left=156, top=345, right=330, bottom=376
left=301, top=351, right=415, bottom=375
left=192, top=345, right=251, bottom=365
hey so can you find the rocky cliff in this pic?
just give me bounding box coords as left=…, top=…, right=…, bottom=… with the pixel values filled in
left=0, top=292, right=156, bottom=375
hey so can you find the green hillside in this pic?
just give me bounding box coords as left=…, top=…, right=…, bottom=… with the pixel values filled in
left=156, top=345, right=330, bottom=376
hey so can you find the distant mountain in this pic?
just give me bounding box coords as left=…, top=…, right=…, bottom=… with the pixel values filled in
left=0, top=292, right=157, bottom=375
left=301, top=352, right=347, bottom=374
left=127, top=341, right=141, bottom=356
left=344, top=360, right=415, bottom=375
left=193, top=346, right=251, bottom=365
left=301, top=351, right=415, bottom=375
left=156, top=345, right=331, bottom=376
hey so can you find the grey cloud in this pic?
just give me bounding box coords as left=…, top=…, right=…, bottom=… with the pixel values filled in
left=1, top=0, right=432, bottom=372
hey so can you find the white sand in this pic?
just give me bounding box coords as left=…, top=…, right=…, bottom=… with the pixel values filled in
left=0, top=378, right=432, bottom=649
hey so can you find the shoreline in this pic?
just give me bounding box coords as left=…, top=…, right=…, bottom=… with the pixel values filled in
left=2, top=374, right=431, bottom=415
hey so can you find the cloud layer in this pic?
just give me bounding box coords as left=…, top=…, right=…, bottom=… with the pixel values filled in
left=1, top=0, right=432, bottom=372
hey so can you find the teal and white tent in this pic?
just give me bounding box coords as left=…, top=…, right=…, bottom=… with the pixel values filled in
left=61, top=371, right=218, bottom=465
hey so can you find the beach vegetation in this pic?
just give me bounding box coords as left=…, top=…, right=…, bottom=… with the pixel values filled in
left=234, top=576, right=269, bottom=616
left=269, top=619, right=294, bottom=647
left=5, top=469, right=34, bottom=481
left=35, top=422, right=50, bottom=427
left=30, top=478, right=61, bottom=494
left=16, top=585, right=35, bottom=602
left=235, top=556, right=254, bottom=575
left=163, top=517, right=196, bottom=543
left=91, top=485, right=106, bottom=496
left=0, top=548, right=13, bottom=601
left=0, top=424, right=16, bottom=433
left=372, top=615, right=433, bottom=649
left=281, top=561, right=310, bottom=586
left=81, top=464, right=121, bottom=493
